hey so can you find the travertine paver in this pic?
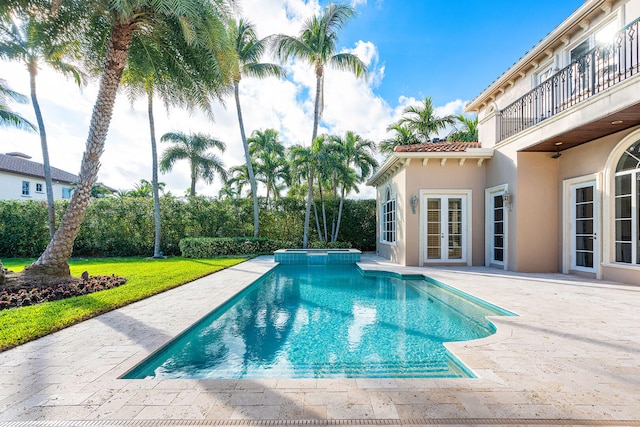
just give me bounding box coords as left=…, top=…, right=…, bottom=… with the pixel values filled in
left=0, top=255, right=640, bottom=426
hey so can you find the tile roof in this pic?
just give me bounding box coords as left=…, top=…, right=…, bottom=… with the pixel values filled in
left=0, top=153, right=78, bottom=184
left=394, top=142, right=481, bottom=153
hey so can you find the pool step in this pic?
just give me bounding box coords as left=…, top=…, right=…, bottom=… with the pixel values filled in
left=199, top=359, right=464, bottom=379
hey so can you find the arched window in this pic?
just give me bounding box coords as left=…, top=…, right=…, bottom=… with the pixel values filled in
left=381, top=187, right=396, bottom=244
left=614, top=139, right=640, bottom=264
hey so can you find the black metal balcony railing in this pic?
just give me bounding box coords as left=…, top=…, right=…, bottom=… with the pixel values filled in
left=499, top=17, right=640, bottom=141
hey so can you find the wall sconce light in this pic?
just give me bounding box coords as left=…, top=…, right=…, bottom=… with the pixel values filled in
left=502, top=192, right=513, bottom=211
left=411, top=195, right=418, bottom=214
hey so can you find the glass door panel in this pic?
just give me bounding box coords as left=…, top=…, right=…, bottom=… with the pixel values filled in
left=492, top=194, right=505, bottom=264
left=426, top=198, right=441, bottom=260
left=424, top=195, right=467, bottom=263
left=571, top=181, right=597, bottom=272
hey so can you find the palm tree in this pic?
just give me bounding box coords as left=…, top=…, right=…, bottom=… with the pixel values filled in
left=379, top=123, right=419, bottom=155
left=226, top=164, right=252, bottom=197
left=273, top=2, right=366, bottom=247
left=0, top=17, right=83, bottom=239
left=447, top=113, right=479, bottom=142
left=229, top=18, right=285, bottom=237
left=329, top=131, right=377, bottom=241
left=289, top=139, right=321, bottom=248
left=25, top=0, right=234, bottom=277
left=248, top=129, right=288, bottom=206
left=121, top=17, right=229, bottom=258
left=160, top=131, right=228, bottom=197
left=394, top=96, right=455, bottom=144
left=0, top=78, right=34, bottom=130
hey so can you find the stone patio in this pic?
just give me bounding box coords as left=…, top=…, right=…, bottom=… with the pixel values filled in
left=0, top=255, right=639, bottom=426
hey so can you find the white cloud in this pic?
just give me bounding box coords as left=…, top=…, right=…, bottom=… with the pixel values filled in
left=0, top=0, right=467, bottom=201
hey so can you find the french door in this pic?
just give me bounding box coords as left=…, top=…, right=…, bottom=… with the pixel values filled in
left=424, top=195, right=467, bottom=263
left=570, top=181, right=598, bottom=273
left=490, top=193, right=505, bottom=265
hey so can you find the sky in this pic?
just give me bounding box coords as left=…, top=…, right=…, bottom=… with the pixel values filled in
left=0, top=0, right=585, bottom=199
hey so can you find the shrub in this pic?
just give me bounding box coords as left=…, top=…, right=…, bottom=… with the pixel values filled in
left=0, top=275, right=127, bottom=310
left=179, top=237, right=299, bottom=258
left=0, top=196, right=376, bottom=258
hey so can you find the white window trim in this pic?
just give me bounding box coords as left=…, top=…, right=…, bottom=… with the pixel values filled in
left=21, top=180, right=30, bottom=197
left=485, top=184, right=508, bottom=269
left=562, top=174, right=601, bottom=277
left=418, top=189, right=472, bottom=267
left=35, top=183, right=44, bottom=193
left=380, top=187, right=397, bottom=245
left=603, top=128, right=640, bottom=270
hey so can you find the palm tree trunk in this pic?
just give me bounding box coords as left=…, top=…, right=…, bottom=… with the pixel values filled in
left=311, top=69, right=323, bottom=145
left=333, top=186, right=346, bottom=242
left=148, top=90, right=162, bottom=258
left=313, top=196, right=322, bottom=242
left=234, top=82, right=259, bottom=237
left=303, top=168, right=313, bottom=248
left=26, top=22, right=134, bottom=277
left=29, top=65, right=55, bottom=240
left=318, top=179, right=328, bottom=242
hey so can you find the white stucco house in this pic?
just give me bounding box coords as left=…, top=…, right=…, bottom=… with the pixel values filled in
left=0, top=152, right=77, bottom=201
left=368, top=0, right=640, bottom=286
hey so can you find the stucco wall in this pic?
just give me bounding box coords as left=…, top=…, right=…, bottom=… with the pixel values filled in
left=376, top=168, right=407, bottom=265
left=557, top=125, right=640, bottom=284
left=515, top=152, right=560, bottom=272
left=403, top=160, right=486, bottom=266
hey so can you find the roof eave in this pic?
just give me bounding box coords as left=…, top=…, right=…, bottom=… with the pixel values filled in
left=366, top=149, right=494, bottom=188
left=465, top=0, right=606, bottom=113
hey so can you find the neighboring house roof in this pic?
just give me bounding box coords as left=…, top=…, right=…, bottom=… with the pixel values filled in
left=367, top=143, right=494, bottom=187
left=394, top=142, right=481, bottom=153
left=0, top=152, right=78, bottom=184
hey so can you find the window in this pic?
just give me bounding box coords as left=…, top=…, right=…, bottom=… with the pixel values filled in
left=62, top=187, right=73, bottom=199
left=614, top=139, right=640, bottom=265
left=36, top=183, right=43, bottom=193
left=22, top=181, right=30, bottom=196
left=381, top=188, right=396, bottom=244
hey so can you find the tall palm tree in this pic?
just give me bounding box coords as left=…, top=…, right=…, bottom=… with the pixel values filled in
left=447, top=113, right=479, bottom=142
left=121, top=17, right=229, bottom=258
left=0, top=78, right=34, bottom=130
left=0, top=16, right=83, bottom=239
left=395, top=96, right=455, bottom=144
left=379, top=123, right=419, bottom=155
left=273, top=2, right=366, bottom=247
left=160, top=131, right=228, bottom=197
left=248, top=129, right=288, bottom=206
left=229, top=18, right=285, bottom=237
left=329, top=131, right=377, bottom=241
left=26, top=0, right=234, bottom=277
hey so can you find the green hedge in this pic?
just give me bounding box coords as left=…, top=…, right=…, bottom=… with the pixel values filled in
left=179, top=237, right=353, bottom=258
left=0, top=197, right=376, bottom=258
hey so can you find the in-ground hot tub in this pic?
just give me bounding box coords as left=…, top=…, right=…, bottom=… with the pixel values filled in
left=274, top=248, right=361, bottom=264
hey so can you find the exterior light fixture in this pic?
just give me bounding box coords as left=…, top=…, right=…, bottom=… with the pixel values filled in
left=554, top=141, right=563, bottom=146
left=411, top=195, right=418, bottom=214
left=502, top=192, right=513, bottom=211
left=611, top=120, right=624, bottom=125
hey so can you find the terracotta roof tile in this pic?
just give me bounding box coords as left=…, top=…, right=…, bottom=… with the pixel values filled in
left=394, top=142, right=481, bottom=153
left=0, top=153, right=78, bottom=184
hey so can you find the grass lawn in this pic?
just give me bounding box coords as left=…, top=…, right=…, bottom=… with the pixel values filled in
left=0, top=256, right=247, bottom=351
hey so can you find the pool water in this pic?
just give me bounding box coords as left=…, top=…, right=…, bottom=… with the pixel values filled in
left=124, top=264, right=513, bottom=379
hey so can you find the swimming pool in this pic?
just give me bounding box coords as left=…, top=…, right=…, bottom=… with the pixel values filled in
left=124, top=264, right=514, bottom=379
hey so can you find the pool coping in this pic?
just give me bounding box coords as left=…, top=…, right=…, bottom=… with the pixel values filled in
left=1, top=255, right=639, bottom=425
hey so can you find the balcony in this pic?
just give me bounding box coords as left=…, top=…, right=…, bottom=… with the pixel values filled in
left=499, top=17, right=640, bottom=148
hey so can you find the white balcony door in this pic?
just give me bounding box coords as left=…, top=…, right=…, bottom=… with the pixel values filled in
left=570, top=181, right=598, bottom=273
left=423, top=195, right=467, bottom=263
